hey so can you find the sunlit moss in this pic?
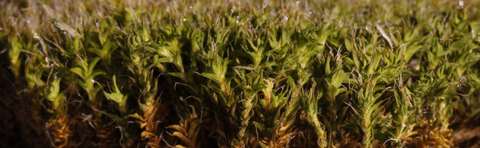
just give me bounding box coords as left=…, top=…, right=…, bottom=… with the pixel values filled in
left=2, top=0, right=480, bottom=147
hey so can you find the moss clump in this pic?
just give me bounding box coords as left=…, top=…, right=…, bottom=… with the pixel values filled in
left=1, top=0, right=480, bottom=147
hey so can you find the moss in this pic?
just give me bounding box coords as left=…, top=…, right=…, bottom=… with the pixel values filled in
left=2, top=0, right=480, bottom=147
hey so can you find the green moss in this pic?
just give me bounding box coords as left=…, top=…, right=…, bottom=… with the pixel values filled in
left=2, top=0, right=480, bottom=147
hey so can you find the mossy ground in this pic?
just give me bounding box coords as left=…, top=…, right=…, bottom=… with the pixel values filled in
left=1, top=0, right=480, bottom=147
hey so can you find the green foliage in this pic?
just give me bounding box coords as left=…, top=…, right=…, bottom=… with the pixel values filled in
left=2, top=0, right=480, bottom=147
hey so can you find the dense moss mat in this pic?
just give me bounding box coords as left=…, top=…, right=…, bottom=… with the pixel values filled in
left=0, top=50, right=46, bottom=147
left=1, top=0, right=480, bottom=147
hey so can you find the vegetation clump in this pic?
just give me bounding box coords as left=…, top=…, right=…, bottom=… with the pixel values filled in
left=1, top=0, right=480, bottom=147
